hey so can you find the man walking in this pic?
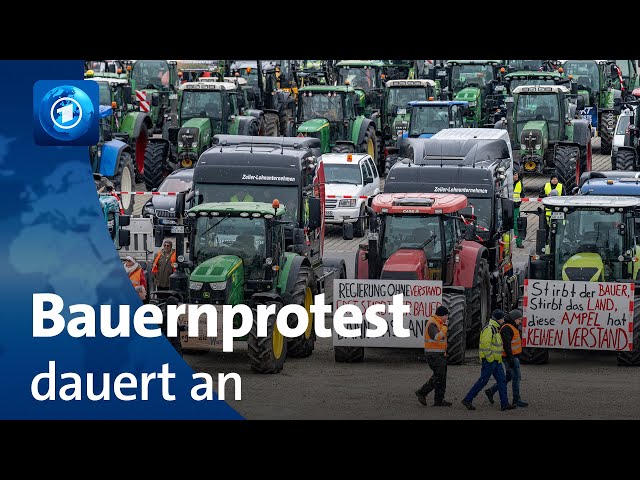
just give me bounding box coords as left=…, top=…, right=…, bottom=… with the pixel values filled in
left=513, top=171, right=524, bottom=248
left=541, top=174, right=563, bottom=226
left=461, top=309, right=515, bottom=411
left=152, top=240, right=177, bottom=290
left=415, top=305, right=452, bottom=407
left=486, top=309, right=528, bottom=407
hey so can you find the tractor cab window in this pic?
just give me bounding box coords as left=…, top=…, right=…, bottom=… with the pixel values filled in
left=132, top=60, right=170, bottom=89
left=180, top=90, right=223, bottom=121
left=300, top=92, right=344, bottom=122
left=409, top=106, right=450, bottom=136
left=451, top=64, right=494, bottom=90
left=387, top=88, right=427, bottom=111
left=381, top=215, right=442, bottom=263
left=515, top=93, right=561, bottom=142
left=553, top=209, right=625, bottom=281
left=616, top=114, right=631, bottom=135
left=338, top=67, right=379, bottom=92
left=507, top=60, right=544, bottom=71
left=563, top=61, right=600, bottom=93
left=98, top=82, right=112, bottom=106
left=193, top=216, right=266, bottom=276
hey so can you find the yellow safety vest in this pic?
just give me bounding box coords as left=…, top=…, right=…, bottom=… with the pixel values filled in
left=513, top=180, right=522, bottom=204
left=479, top=319, right=504, bottom=362
left=544, top=182, right=563, bottom=219
left=231, top=193, right=254, bottom=202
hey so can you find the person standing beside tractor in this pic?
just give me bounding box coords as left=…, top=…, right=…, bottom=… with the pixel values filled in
left=152, top=240, right=177, bottom=290
left=541, top=174, right=563, bottom=225
left=415, top=305, right=452, bottom=407
left=123, top=255, right=147, bottom=302
left=513, top=171, right=524, bottom=248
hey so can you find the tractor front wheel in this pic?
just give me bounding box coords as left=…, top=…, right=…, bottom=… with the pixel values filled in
left=358, top=126, right=378, bottom=168
left=248, top=301, right=287, bottom=373
left=143, top=142, right=169, bottom=191
left=554, top=145, right=580, bottom=193
left=617, top=298, right=640, bottom=366
left=264, top=112, right=280, bottom=137
left=615, top=149, right=636, bottom=171
left=334, top=346, right=365, bottom=363
left=443, top=292, right=467, bottom=365
left=465, top=258, right=490, bottom=348
left=111, top=151, right=136, bottom=215
left=600, top=111, right=615, bottom=155
left=286, top=265, right=317, bottom=358
left=520, top=347, right=549, bottom=365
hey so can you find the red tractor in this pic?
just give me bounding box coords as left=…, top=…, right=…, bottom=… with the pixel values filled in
left=339, top=193, right=492, bottom=365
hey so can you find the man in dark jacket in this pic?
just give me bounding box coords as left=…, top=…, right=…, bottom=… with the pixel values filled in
left=485, top=309, right=528, bottom=407
left=416, top=305, right=452, bottom=407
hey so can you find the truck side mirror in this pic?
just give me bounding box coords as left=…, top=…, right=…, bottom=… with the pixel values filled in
left=577, top=95, right=585, bottom=110
left=118, top=228, right=131, bottom=247
left=154, top=227, right=163, bottom=247
left=517, top=216, right=527, bottom=240
left=118, top=214, right=130, bottom=227
left=103, top=124, right=113, bottom=142
left=123, top=85, right=133, bottom=104
left=308, top=197, right=322, bottom=229
left=503, top=198, right=514, bottom=230
left=151, top=94, right=159, bottom=107
left=175, top=192, right=185, bottom=218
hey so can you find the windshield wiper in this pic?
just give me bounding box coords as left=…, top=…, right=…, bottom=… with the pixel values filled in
left=198, top=214, right=232, bottom=242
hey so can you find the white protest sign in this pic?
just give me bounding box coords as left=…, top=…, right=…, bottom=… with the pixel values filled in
left=523, top=280, right=635, bottom=351
left=178, top=304, right=225, bottom=351
left=332, top=279, right=443, bottom=348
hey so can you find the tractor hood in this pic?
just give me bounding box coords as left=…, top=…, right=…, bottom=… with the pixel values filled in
left=191, top=255, right=243, bottom=283
left=520, top=121, right=548, bottom=149
left=561, top=252, right=604, bottom=282
left=325, top=183, right=362, bottom=197
left=298, top=118, right=330, bottom=133
left=181, top=117, right=210, bottom=131
left=380, top=249, right=427, bottom=280
left=455, top=87, right=481, bottom=104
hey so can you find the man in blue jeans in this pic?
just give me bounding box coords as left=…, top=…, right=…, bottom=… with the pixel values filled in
left=461, top=309, right=515, bottom=411
left=486, top=309, right=529, bottom=407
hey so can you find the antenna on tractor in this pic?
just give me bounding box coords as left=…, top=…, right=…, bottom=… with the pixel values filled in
left=281, top=137, right=284, bottom=154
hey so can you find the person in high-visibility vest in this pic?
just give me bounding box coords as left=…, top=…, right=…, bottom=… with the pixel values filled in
left=230, top=189, right=254, bottom=203
left=124, top=255, right=147, bottom=301
left=461, top=309, right=516, bottom=411
left=541, top=174, right=563, bottom=224
left=485, top=309, right=528, bottom=408
left=513, top=171, right=524, bottom=248
left=152, top=240, right=177, bottom=290
left=415, top=306, right=452, bottom=407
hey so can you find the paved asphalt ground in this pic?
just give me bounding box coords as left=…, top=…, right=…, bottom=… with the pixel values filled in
left=134, top=138, right=640, bottom=419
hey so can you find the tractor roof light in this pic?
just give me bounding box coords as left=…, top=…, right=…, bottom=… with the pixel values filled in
left=272, top=199, right=280, bottom=209
left=240, top=212, right=250, bottom=217
left=558, top=67, right=564, bottom=73
left=199, top=211, right=208, bottom=216
left=428, top=96, right=434, bottom=101
left=111, top=101, right=117, bottom=109
left=345, top=80, right=350, bottom=86
left=252, top=212, right=261, bottom=217
left=610, top=208, right=616, bottom=213
left=347, top=154, right=353, bottom=162
left=86, top=69, right=94, bottom=77
left=264, top=214, right=274, bottom=219
left=569, top=75, right=573, bottom=80
left=211, top=211, right=219, bottom=216
left=500, top=67, right=506, bottom=73
left=563, top=207, right=569, bottom=212
left=187, top=212, right=196, bottom=217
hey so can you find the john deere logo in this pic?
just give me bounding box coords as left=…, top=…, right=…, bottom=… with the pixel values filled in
left=203, top=292, right=210, bottom=298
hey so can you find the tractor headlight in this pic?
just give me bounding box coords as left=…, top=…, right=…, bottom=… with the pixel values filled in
left=210, top=281, right=227, bottom=291
left=190, top=281, right=203, bottom=290
left=339, top=199, right=357, bottom=207
left=468, top=101, right=477, bottom=107
left=521, top=144, right=527, bottom=150
left=178, top=142, right=184, bottom=148
left=192, top=142, right=198, bottom=149
left=97, top=149, right=102, bottom=158
left=535, top=144, right=541, bottom=150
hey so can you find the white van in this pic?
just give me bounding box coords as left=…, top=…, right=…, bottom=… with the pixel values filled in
left=611, top=107, right=635, bottom=168
left=319, top=153, right=381, bottom=239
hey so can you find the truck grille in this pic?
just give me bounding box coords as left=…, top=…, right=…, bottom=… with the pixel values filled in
left=155, top=209, right=174, bottom=218
left=325, top=199, right=338, bottom=209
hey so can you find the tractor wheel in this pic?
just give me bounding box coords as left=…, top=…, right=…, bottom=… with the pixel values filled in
left=143, top=142, right=169, bottom=191
left=353, top=204, right=366, bottom=238
left=553, top=145, right=580, bottom=193
left=600, top=111, right=615, bottom=155
left=358, top=125, right=377, bottom=165
left=134, top=122, right=149, bottom=182
left=334, top=345, right=365, bottom=363
left=248, top=301, right=287, bottom=373
left=465, top=258, right=490, bottom=348
left=110, top=151, right=136, bottom=215
left=263, top=112, right=280, bottom=137
left=280, top=114, right=294, bottom=137
left=520, top=347, right=549, bottom=365
left=331, top=144, right=355, bottom=154
left=615, top=149, right=636, bottom=171
left=385, top=154, right=400, bottom=176
left=617, top=298, right=640, bottom=366
left=286, top=265, right=318, bottom=358
left=248, top=118, right=261, bottom=137
left=443, top=292, right=466, bottom=365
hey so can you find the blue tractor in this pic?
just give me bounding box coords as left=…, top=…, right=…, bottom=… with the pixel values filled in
left=90, top=106, right=136, bottom=215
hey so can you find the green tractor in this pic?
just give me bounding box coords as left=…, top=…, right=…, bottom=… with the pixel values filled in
left=445, top=60, right=506, bottom=127
left=128, top=59, right=180, bottom=135
left=296, top=85, right=379, bottom=167
left=503, top=69, right=570, bottom=94
left=143, top=81, right=262, bottom=190
left=520, top=195, right=640, bottom=366
left=562, top=60, right=637, bottom=154
left=294, top=60, right=336, bottom=87
left=504, top=84, right=592, bottom=193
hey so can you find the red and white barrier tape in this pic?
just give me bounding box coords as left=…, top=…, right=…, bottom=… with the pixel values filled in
left=325, top=195, right=370, bottom=199
left=114, top=191, right=179, bottom=196
left=519, top=197, right=544, bottom=202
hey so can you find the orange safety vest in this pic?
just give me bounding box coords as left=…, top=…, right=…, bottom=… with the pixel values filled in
left=152, top=250, right=177, bottom=274
left=129, top=268, right=144, bottom=288
left=424, top=315, right=447, bottom=353
left=501, top=323, right=522, bottom=356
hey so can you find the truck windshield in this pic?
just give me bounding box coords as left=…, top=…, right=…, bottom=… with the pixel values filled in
left=322, top=164, right=362, bottom=185
left=300, top=93, right=344, bottom=122
left=132, top=60, right=170, bottom=89
left=410, top=106, right=450, bottom=136
left=195, top=183, right=299, bottom=223
left=381, top=215, right=442, bottom=262
left=387, top=88, right=427, bottom=110
left=98, top=82, right=111, bottom=106
left=554, top=209, right=625, bottom=281
left=193, top=216, right=266, bottom=272
left=337, top=67, right=378, bottom=92
left=180, top=90, right=222, bottom=120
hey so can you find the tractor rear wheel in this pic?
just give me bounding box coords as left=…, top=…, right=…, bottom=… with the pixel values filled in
left=443, top=292, right=466, bottom=365
left=111, top=151, right=136, bottom=215
left=286, top=265, right=317, bottom=358
left=280, top=113, right=294, bottom=137
left=264, top=112, right=280, bottom=137
left=248, top=301, right=287, bottom=373
left=600, top=112, right=615, bottom=155
left=520, top=347, right=549, bottom=365
left=615, top=149, right=636, bottom=171
left=332, top=144, right=355, bottom=154
left=617, top=298, right=640, bottom=366
left=554, top=145, right=580, bottom=193
left=358, top=126, right=378, bottom=167
left=143, top=142, right=169, bottom=191
left=466, top=258, right=490, bottom=348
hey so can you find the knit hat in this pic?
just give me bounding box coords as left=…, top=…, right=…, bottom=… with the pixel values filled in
left=507, top=309, right=523, bottom=322
left=491, top=309, right=505, bottom=321
left=435, top=306, right=449, bottom=316
left=123, top=255, right=135, bottom=263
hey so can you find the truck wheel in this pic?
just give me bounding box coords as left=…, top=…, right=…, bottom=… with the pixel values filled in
left=134, top=122, right=149, bottom=181
left=520, top=347, right=549, bottom=365
left=600, top=112, right=615, bottom=155
left=110, top=151, right=136, bottom=215
left=358, top=125, right=377, bottom=166
left=143, top=142, right=169, bottom=191
left=264, top=112, right=280, bottom=137
left=353, top=205, right=366, bottom=237
left=248, top=301, right=287, bottom=373
left=443, top=292, right=466, bottom=365
left=286, top=265, right=317, bottom=358
left=617, top=298, right=640, bottom=366
left=554, top=145, right=580, bottom=193
left=334, top=346, right=365, bottom=363
left=465, top=258, right=490, bottom=348
left=615, top=149, right=635, bottom=171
